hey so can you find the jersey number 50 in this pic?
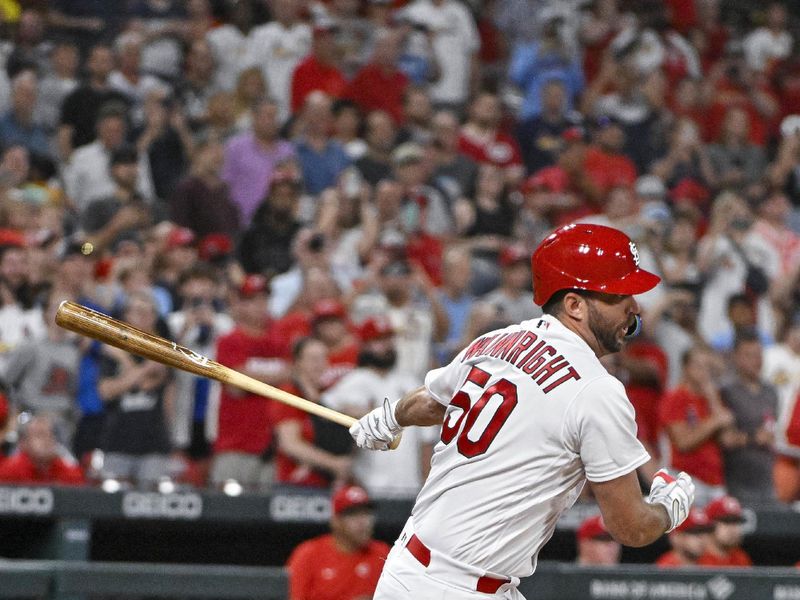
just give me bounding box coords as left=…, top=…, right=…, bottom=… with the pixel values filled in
left=440, top=366, right=518, bottom=458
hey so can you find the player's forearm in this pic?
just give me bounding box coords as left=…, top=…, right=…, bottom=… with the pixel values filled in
left=395, top=386, right=446, bottom=427
left=590, top=471, right=671, bottom=547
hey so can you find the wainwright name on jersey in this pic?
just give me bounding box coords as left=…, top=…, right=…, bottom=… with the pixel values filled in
left=408, top=313, right=650, bottom=579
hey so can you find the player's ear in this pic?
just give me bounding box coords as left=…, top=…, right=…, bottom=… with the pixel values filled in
left=562, top=291, right=587, bottom=321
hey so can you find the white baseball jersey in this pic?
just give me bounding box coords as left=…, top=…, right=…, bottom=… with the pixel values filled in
left=411, top=314, right=649, bottom=579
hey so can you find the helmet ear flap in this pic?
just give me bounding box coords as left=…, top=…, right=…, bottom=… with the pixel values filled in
left=624, top=314, right=642, bottom=339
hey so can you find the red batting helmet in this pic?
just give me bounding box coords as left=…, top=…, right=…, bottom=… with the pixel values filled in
left=531, top=223, right=660, bottom=306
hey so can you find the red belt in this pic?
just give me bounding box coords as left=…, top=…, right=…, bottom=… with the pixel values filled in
left=405, top=534, right=511, bottom=594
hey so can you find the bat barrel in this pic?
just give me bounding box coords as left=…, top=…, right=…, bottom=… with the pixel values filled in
left=54, top=301, right=360, bottom=431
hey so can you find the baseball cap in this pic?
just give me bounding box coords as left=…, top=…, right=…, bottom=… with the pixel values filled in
left=238, top=274, right=269, bottom=297
left=670, top=178, right=710, bottom=206
left=499, top=244, right=528, bottom=268
left=520, top=167, right=569, bottom=194
left=562, top=125, right=586, bottom=143
left=359, top=316, right=394, bottom=342
left=332, top=485, right=375, bottom=516
left=392, top=142, right=425, bottom=166
left=705, top=496, right=746, bottom=523
left=312, top=299, right=347, bottom=323
left=198, top=233, right=233, bottom=263
left=166, top=226, right=196, bottom=250
left=673, top=508, right=714, bottom=534
left=635, top=175, right=666, bottom=199
left=312, top=17, right=339, bottom=37
left=576, top=515, right=613, bottom=542
left=0, top=228, right=26, bottom=249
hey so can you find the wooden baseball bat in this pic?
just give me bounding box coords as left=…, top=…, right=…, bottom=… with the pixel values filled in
left=55, top=300, right=358, bottom=428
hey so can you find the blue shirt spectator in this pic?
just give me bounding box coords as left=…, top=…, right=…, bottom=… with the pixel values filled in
left=295, top=139, right=351, bottom=196
left=508, top=29, right=584, bottom=121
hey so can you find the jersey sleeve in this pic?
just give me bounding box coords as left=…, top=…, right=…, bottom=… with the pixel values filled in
left=566, top=376, right=650, bottom=482
left=423, top=346, right=470, bottom=406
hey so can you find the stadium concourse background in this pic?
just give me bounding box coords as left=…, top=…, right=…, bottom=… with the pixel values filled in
left=0, top=484, right=799, bottom=598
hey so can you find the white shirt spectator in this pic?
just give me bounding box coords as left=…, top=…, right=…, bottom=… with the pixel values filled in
left=245, top=21, right=311, bottom=123
left=166, top=310, right=234, bottom=449
left=0, top=304, right=46, bottom=378
left=63, top=142, right=155, bottom=214
left=350, top=292, right=436, bottom=381
left=322, top=367, right=437, bottom=498
left=207, top=24, right=253, bottom=91
left=402, top=0, right=480, bottom=106
left=697, top=234, right=777, bottom=343
left=108, top=71, right=171, bottom=125
left=744, top=26, right=792, bottom=73
left=36, top=73, right=78, bottom=133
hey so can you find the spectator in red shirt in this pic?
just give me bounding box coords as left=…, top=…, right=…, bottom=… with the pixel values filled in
left=575, top=514, right=621, bottom=566
left=274, top=337, right=352, bottom=489
left=655, top=507, right=714, bottom=568
left=0, top=415, right=84, bottom=485
left=457, top=90, right=524, bottom=187
left=698, top=495, right=753, bottom=567
left=310, top=299, right=360, bottom=387
left=210, top=274, right=291, bottom=492
left=345, top=27, right=409, bottom=125
left=659, top=345, right=742, bottom=505
left=286, top=484, right=390, bottom=600
left=290, top=20, right=348, bottom=116
left=583, top=114, right=638, bottom=199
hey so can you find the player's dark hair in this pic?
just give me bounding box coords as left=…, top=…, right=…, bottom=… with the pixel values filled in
left=542, top=289, right=574, bottom=315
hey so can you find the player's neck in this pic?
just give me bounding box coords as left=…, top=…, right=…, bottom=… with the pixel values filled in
left=554, top=314, right=605, bottom=358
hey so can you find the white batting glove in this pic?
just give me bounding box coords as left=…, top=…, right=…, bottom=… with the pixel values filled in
left=646, top=469, right=695, bottom=533
left=349, top=398, right=403, bottom=451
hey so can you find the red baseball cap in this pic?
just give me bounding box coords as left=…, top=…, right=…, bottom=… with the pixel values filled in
left=166, top=226, right=196, bottom=250
left=673, top=507, right=714, bottom=534
left=238, top=274, right=269, bottom=297
left=312, top=299, right=347, bottom=323
left=576, top=515, right=613, bottom=542
left=359, top=316, right=394, bottom=342
left=499, top=244, right=528, bottom=268
left=705, top=496, right=746, bottom=523
left=670, top=178, right=710, bottom=206
left=521, top=167, right=569, bottom=194
left=0, top=228, right=26, bottom=248
left=198, top=233, right=233, bottom=262
left=332, top=485, right=374, bottom=516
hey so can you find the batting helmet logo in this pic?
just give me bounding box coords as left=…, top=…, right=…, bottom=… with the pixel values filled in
left=629, top=241, right=640, bottom=266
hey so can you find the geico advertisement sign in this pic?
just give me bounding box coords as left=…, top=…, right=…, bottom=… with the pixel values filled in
left=122, top=492, right=203, bottom=520
left=270, top=494, right=330, bottom=522
left=0, top=487, right=54, bottom=515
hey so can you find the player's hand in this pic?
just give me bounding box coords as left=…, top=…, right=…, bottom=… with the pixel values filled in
left=646, top=469, right=695, bottom=533
left=349, top=398, right=402, bottom=451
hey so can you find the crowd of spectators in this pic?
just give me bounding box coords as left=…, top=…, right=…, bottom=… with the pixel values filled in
left=1, top=0, right=800, bottom=569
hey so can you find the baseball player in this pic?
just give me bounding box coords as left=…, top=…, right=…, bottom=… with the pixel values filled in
left=349, top=223, right=696, bottom=599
